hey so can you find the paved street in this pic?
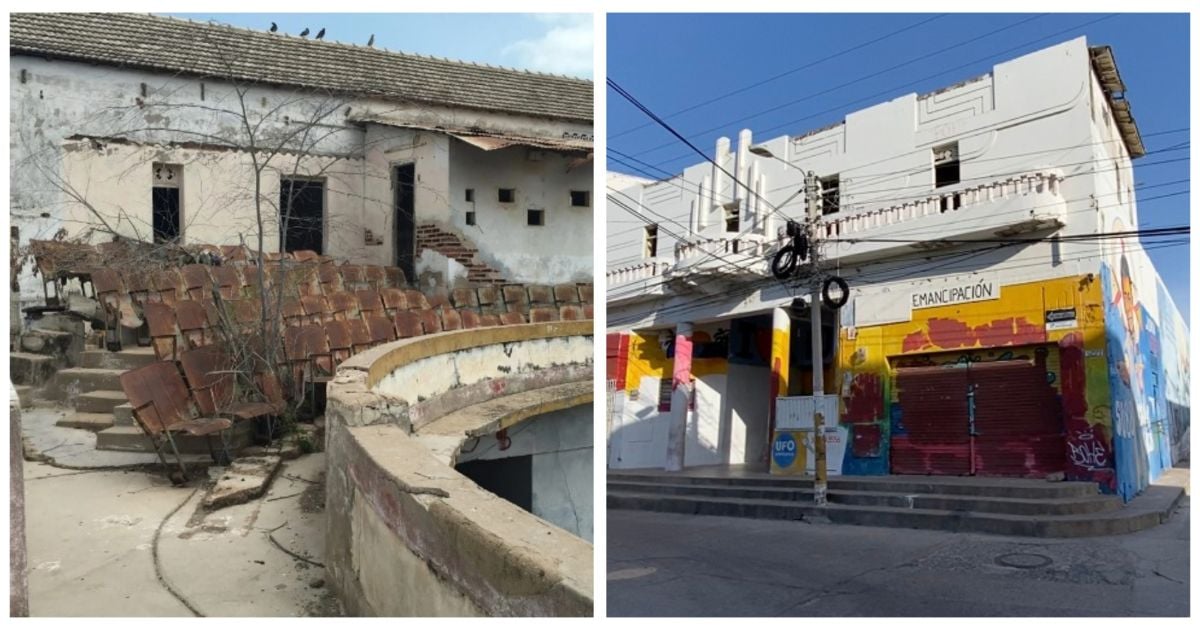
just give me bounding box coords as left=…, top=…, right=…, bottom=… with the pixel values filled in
left=608, top=495, right=1189, bottom=616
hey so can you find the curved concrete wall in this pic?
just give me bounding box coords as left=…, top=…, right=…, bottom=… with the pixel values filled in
left=324, top=321, right=593, bottom=616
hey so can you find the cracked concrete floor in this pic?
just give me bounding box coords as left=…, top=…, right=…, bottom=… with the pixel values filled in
left=23, top=453, right=341, bottom=617
left=608, top=495, right=1189, bottom=617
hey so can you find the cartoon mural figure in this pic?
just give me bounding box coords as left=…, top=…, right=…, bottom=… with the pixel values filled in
left=1102, top=217, right=1157, bottom=501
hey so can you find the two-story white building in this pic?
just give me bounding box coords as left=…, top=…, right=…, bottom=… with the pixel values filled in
left=11, top=12, right=594, bottom=316
left=606, top=37, right=1188, bottom=502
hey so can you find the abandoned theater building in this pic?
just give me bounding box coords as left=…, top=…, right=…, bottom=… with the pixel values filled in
left=606, top=38, right=1189, bottom=509
left=10, top=12, right=595, bottom=616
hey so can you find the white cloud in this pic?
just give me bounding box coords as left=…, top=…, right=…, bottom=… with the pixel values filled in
left=502, top=14, right=593, bottom=78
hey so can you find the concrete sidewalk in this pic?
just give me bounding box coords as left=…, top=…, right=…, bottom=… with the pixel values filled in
left=608, top=475, right=1190, bottom=617
left=23, top=453, right=340, bottom=616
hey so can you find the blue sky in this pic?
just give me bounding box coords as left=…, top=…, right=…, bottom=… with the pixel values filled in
left=168, top=13, right=593, bottom=77
left=608, top=13, right=1190, bottom=320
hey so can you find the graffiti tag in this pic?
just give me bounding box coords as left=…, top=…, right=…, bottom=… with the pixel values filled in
left=1068, top=432, right=1108, bottom=469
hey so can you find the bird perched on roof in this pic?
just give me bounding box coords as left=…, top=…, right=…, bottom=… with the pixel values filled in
left=269, top=22, right=277, bottom=32
left=299, top=27, right=310, bottom=37
left=315, top=28, right=326, bottom=40
left=367, top=34, right=375, bottom=47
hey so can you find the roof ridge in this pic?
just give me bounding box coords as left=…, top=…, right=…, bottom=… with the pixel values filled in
left=10, top=12, right=594, bottom=121
left=146, top=12, right=590, bottom=83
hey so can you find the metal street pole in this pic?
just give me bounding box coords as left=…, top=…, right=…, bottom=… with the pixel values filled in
left=805, top=171, right=828, bottom=506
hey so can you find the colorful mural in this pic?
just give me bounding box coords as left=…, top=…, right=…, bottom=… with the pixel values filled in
left=837, top=274, right=1117, bottom=489
left=1155, top=279, right=1191, bottom=464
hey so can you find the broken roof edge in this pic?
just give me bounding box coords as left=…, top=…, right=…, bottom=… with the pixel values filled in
left=351, top=117, right=594, bottom=153
left=1089, top=45, right=1146, bottom=159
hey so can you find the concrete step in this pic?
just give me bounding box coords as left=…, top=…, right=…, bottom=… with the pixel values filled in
left=75, top=390, right=129, bottom=414
left=607, top=486, right=1181, bottom=538
left=607, top=480, right=1122, bottom=516
left=43, top=368, right=126, bottom=403
left=113, top=403, right=135, bottom=427
left=607, top=471, right=1100, bottom=500
left=10, top=352, right=57, bottom=386
left=19, top=328, right=78, bottom=362
left=96, top=420, right=256, bottom=455
left=13, top=385, right=35, bottom=409
left=57, top=412, right=115, bottom=432
left=80, top=347, right=158, bottom=370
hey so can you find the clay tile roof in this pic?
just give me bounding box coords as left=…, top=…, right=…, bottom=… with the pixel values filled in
left=10, top=12, right=593, bottom=123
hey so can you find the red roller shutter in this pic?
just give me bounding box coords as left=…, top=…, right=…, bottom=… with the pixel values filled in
left=891, top=366, right=972, bottom=475
left=969, top=360, right=1065, bottom=477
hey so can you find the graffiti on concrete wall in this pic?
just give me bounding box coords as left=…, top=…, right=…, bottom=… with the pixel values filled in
left=838, top=275, right=1117, bottom=487
left=1059, top=331, right=1115, bottom=491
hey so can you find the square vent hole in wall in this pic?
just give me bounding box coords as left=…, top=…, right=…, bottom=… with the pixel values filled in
left=152, top=163, right=182, bottom=244
left=527, top=209, right=545, bottom=226
left=570, top=190, right=591, bottom=207
left=499, top=188, right=515, bottom=204
left=465, top=188, right=474, bottom=203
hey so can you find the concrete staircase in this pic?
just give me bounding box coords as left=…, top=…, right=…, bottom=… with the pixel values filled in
left=608, top=470, right=1185, bottom=538
left=44, top=347, right=155, bottom=431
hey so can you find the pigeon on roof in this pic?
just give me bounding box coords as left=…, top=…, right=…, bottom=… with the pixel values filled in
left=315, top=28, right=325, bottom=40
left=299, top=27, right=310, bottom=38
left=269, top=22, right=277, bottom=33
left=367, top=34, right=374, bottom=47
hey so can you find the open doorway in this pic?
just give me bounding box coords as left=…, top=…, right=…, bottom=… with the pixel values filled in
left=393, top=164, right=416, bottom=280
left=279, top=178, right=325, bottom=254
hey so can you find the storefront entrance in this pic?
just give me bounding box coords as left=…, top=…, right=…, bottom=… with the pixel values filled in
left=891, top=350, right=1066, bottom=477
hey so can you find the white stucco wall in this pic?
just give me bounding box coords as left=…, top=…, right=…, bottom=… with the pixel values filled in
left=606, top=36, right=1143, bottom=332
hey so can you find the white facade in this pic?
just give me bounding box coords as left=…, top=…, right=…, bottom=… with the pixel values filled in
left=606, top=37, right=1187, bottom=482
left=608, top=37, right=1130, bottom=330
left=11, top=49, right=593, bottom=309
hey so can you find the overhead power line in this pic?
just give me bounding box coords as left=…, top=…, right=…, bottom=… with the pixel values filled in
left=624, top=14, right=1117, bottom=167
left=609, top=14, right=948, bottom=140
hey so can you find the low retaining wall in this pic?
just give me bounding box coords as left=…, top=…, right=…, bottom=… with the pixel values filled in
left=324, top=321, right=594, bottom=616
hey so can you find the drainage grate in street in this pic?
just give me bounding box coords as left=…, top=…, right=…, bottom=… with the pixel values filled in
left=995, top=552, right=1053, bottom=569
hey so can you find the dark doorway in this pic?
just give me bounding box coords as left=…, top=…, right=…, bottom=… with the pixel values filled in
left=279, top=179, right=324, bottom=254
left=456, top=455, right=533, bottom=511
left=393, top=164, right=416, bottom=280
left=152, top=187, right=181, bottom=244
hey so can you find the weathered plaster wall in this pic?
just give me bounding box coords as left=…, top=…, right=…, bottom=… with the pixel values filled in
left=11, top=54, right=594, bottom=314
left=324, top=323, right=594, bottom=616
left=458, top=404, right=594, bottom=541
left=325, top=422, right=592, bottom=616
left=446, top=141, right=593, bottom=283
left=57, top=140, right=366, bottom=254
left=375, top=335, right=593, bottom=410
